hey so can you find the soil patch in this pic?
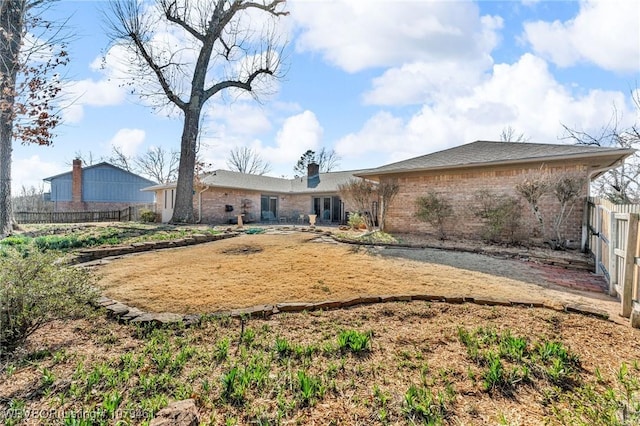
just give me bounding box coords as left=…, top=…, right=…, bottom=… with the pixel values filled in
left=97, top=232, right=619, bottom=319
left=220, top=244, right=263, bottom=255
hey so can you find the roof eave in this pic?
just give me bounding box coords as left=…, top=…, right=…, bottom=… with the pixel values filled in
left=355, top=149, right=636, bottom=178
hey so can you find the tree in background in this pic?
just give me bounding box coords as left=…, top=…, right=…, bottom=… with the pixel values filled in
left=227, top=146, right=271, bottom=175
left=12, top=185, right=52, bottom=212
left=293, top=147, right=340, bottom=177
left=107, top=0, right=288, bottom=223
left=499, top=126, right=530, bottom=143
left=0, top=0, right=69, bottom=237
left=561, top=94, right=640, bottom=203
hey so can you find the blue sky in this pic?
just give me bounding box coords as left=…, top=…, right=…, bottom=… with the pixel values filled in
left=12, top=0, right=640, bottom=191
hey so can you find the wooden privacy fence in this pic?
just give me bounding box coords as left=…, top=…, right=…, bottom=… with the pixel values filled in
left=587, top=197, right=640, bottom=325
left=14, top=206, right=145, bottom=224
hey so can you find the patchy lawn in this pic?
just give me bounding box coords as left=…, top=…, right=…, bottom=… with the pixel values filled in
left=96, top=232, right=618, bottom=319
left=1, top=303, right=639, bottom=425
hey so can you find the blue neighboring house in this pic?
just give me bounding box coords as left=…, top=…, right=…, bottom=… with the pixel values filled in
left=43, top=159, right=157, bottom=212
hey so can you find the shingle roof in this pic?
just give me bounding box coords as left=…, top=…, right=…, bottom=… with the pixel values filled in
left=357, top=141, right=635, bottom=177
left=143, top=169, right=364, bottom=193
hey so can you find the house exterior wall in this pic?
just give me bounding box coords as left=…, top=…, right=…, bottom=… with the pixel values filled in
left=50, top=164, right=155, bottom=212
left=198, top=188, right=262, bottom=224
left=193, top=188, right=358, bottom=225
left=381, top=161, right=589, bottom=244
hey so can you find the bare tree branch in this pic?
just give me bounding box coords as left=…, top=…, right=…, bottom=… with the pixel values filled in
left=226, top=146, right=271, bottom=175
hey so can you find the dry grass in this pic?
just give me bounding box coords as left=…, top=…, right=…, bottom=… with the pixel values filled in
left=2, top=302, right=640, bottom=425
left=97, top=232, right=619, bottom=318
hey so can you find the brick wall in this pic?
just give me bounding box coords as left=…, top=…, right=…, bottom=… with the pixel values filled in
left=381, top=161, right=588, bottom=244
left=198, top=188, right=261, bottom=224
left=197, top=189, right=358, bottom=225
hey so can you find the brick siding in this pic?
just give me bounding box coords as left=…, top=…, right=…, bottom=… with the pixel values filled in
left=381, top=161, right=588, bottom=244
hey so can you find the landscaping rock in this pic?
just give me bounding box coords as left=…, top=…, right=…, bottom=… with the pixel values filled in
left=412, top=294, right=445, bottom=302
left=230, top=305, right=273, bottom=318
left=149, top=399, right=199, bottom=426
left=378, top=295, right=412, bottom=303
left=564, top=304, right=610, bottom=320
left=309, top=300, right=343, bottom=310
left=509, top=300, right=545, bottom=308
left=120, top=307, right=146, bottom=322
left=183, top=314, right=201, bottom=327
left=105, top=302, right=130, bottom=317
left=473, top=297, right=512, bottom=307
left=276, top=302, right=313, bottom=312
left=342, top=296, right=379, bottom=307
left=443, top=296, right=466, bottom=304
left=95, top=296, right=116, bottom=307
left=130, top=312, right=184, bottom=325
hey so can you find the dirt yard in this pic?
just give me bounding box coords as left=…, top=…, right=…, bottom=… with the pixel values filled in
left=97, top=230, right=620, bottom=319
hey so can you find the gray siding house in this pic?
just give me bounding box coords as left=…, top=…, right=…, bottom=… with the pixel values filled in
left=44, top=160, right=157, bottom=212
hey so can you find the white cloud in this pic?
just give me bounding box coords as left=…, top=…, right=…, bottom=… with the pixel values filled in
left=108, top=128, right=146, bottom=157
left=363, top=60, right=488, bottom=106
left=11, top=155, right=66, bottom=193
left=524, top=0, right=640, bottom=72
left=291, top=0, right=501, bottom=73
left=261, top=110, right=323, bottom=164
left=336, top=54, right=635, bottom=163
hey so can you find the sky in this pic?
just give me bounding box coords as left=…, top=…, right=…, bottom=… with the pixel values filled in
left=11, top=0, right=640, bottom=192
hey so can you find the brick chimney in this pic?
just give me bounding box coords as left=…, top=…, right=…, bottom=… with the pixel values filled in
left=307, top=162, right=319, bottom=178
left=307, top=162, right=320, bottom=188
left=72, top=159, right=83, bottom=204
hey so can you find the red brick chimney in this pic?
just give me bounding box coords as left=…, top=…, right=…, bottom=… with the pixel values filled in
left=72, top=159, right=83, bottom=205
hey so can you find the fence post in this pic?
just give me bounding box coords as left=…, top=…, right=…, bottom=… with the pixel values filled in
left=129, top=206, right=133, bottom=222
left=621, top=213, right=639, bottom=318
left=595, top=205, right=602, bottom=274
left=609, top=213, right=618, bottom=297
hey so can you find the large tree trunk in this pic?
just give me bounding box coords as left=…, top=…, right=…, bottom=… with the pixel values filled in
left=171, top=106, right=200, bottom=223
left=0, top=0, right=27, bottom=237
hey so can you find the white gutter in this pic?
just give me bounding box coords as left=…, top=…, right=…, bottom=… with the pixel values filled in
left=196, top=186, right=210, bottom=224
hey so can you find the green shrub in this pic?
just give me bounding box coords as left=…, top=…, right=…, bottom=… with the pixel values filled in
left=0, top=236, right=31, bottom=247
left=415, top=192, right=454, bottom=240
left=139, top=209, right=157, bottom=223
left=347, top=212, right=366, bottom=229
left=474, top=191, right=523, bottom=243
left=0, top=249, right=98, bottom=354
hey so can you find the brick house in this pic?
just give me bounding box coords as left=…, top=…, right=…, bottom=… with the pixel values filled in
left=356, top=141, right=635, bottom=248
left=144, top=163, right=365, bottom=224
left=44, top=159, right=157, bottom=212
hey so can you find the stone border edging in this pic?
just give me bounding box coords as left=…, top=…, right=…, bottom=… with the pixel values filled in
left=93, top=293, right=611, bottom=328
left=71, top=231, right=239, bottom=264
left=330, top=235, right=594, bottom=271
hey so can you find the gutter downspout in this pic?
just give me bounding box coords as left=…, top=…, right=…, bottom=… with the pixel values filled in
left=581, top=160, right=626, bottom=252
left=196, top=186, right=209, bottom=224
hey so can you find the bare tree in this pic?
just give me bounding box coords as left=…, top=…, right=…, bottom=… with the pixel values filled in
left=12, top=184, right=52, bottom=212
left=106, top=0, right=288, bottom=223
left=1, top=0, right=69, bottom=237
left=226, top=146, right=271, bottom=175
left=135, top=146, right=179, bottom=184
left=107, top=145, right=134, bottom=172
left=338, top=178, right=377, bottom=229
left=500, top=126, right=530, bottom=143
left=71, top=151, right=97, bottom=167
left=378, top=179, right=399, bottom=233
left=561, top=99, right=640, bottom=203
left=293, top=147, right=341, bottom=177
